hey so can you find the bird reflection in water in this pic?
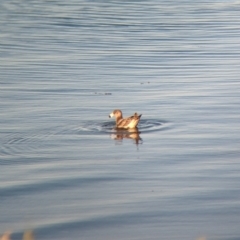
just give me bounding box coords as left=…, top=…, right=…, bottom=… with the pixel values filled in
left=110, top=127, right=142, bottom=145
left=0, top=230, right=34, bottom=240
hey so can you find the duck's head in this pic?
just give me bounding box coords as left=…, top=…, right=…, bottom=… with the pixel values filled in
left=109, top=109, right=123, bottom=119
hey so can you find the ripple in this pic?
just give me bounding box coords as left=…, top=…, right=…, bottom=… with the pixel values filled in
left=137, top=119, right=169, bottom=133
left=101, top=119, right=169, bottom=134
left=76, top=119, right=169, bottom=134
left=0, top=127, right=62, bottom=157
left=1, top=133, right=48, bottom=157
left=0, top=120, right=169, bottom=156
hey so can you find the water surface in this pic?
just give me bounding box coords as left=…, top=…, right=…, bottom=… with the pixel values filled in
left=0, top=1, right=240, bottom=240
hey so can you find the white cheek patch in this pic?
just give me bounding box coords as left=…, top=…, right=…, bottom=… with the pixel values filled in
left=109, top=112, right=114, bottom=118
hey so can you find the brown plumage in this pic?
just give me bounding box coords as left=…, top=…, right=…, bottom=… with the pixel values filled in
left=109, top=109, right=142, bottom=129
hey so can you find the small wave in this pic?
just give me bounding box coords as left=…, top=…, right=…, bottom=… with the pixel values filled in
left=137, top=119, right=170, bottom=133
left=1, top=134, right=45, bottom=156
left=0, top=127, right=61, bottom=157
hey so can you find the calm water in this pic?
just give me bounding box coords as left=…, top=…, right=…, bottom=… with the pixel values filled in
left=0, top=1, right=240, bottom=240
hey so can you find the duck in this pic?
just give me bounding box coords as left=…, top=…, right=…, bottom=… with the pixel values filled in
left=109, top=109, right=142, bottom=129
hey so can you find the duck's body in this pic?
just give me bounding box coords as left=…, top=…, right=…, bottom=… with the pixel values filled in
left=109, top=109, right=142, bottom=129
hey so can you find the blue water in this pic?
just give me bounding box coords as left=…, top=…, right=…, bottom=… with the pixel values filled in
left=0, top=1, right=240, bottom=240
